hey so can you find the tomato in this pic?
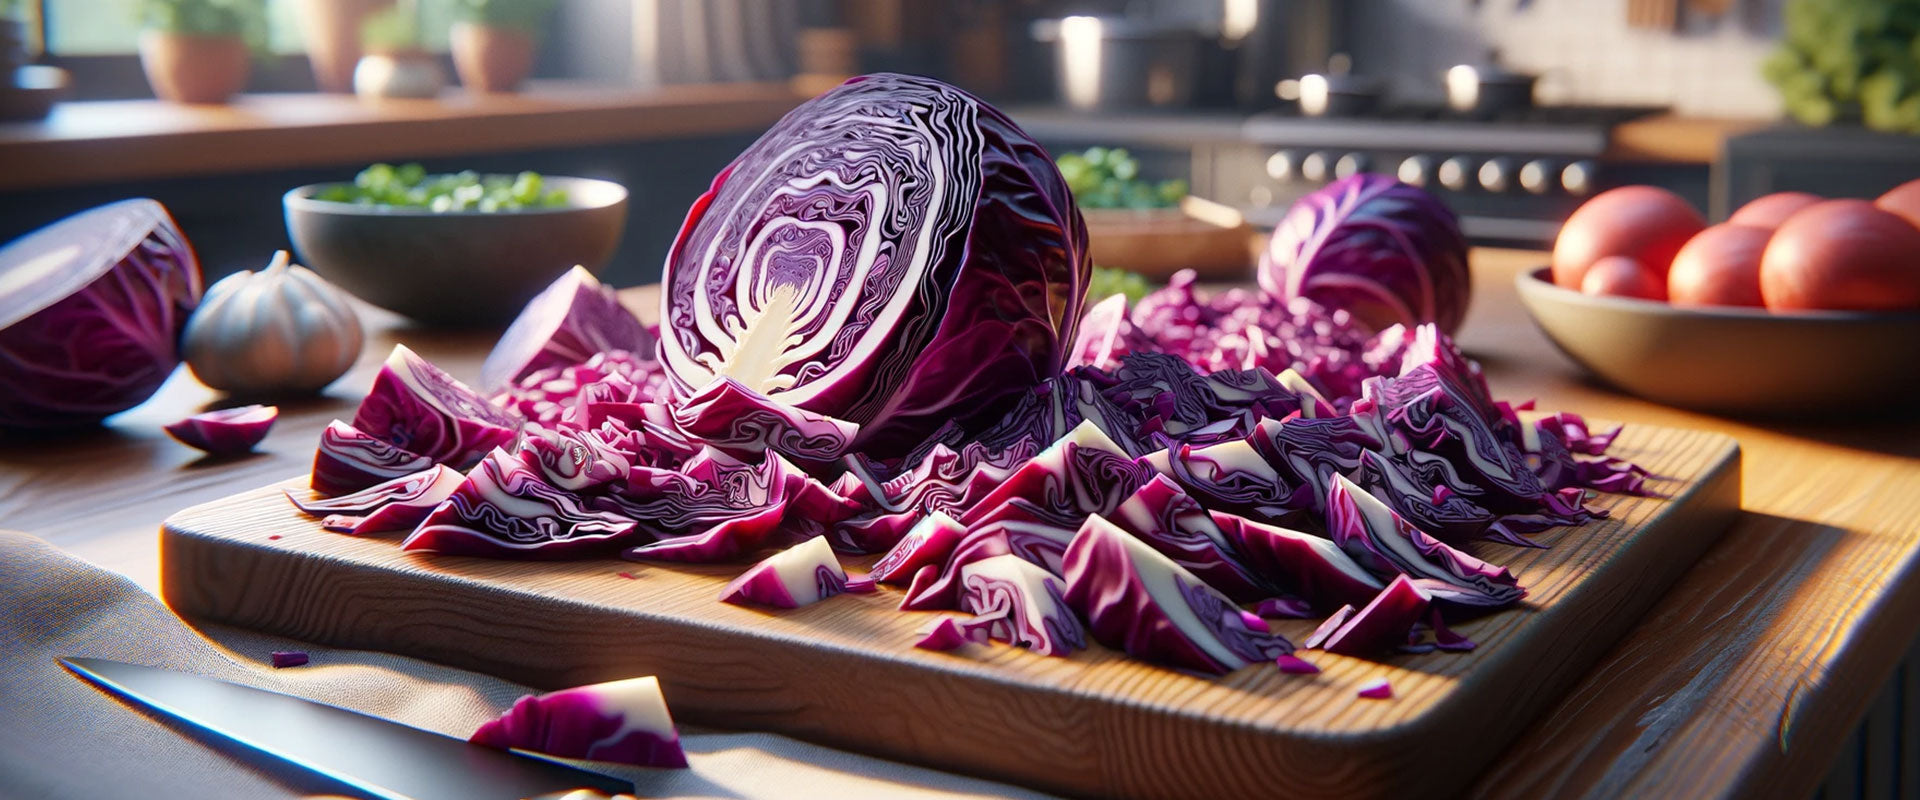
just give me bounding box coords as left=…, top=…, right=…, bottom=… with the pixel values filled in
left=1760, top=199, right=1920, bottom=312
left=1667, top=224, right=1770, bottom=308
left=1873, top=178, right=1920, bottom=230
left=1580, top=255, right=1666, bottom=301
left=1726, top=191, right=1822, bottom=230
left=1551, top=186, right=1704, bottom=290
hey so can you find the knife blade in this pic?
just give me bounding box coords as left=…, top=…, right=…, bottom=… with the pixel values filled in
left=60, top=657, right=635, bottom=800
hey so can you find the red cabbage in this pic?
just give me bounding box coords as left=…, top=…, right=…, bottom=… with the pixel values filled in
left=352, top=345, right=521, bottom=469
left=1304, top=605, right=1355, bottom=649
left=1326, top=473, right=1522, bottom=607
left=1142, top=438, right=1307, bottom=524
left=0, top=199, right=203, bottom=428
left=1062, top=514, right=1290, bottom=675
left=898, top=502, right=1078, bottom=612
left=657, top=73, right=1090, bottom=460
left=1258, top=174, right=1471, bottom=334
left=1207, top=511, right=1384, bottom=614
left=868, top=512, right=965, bottom=583
left=1254, top=596, right=1316, bottom=619
left=719, top=536, right=847, bottom=608
left=673, top=377, right=860, bottom=464
left=470, top=676, right=688, bottom=769
left=479, top=266, right=654, bottom=394
left=1106, top=475, right=1271, bottom=603
left=1274, top=653, right=1321, bottom=674
left=913, top=615, right=997, bottom=651
left=1314, top=575, right=1432, bottom=657
left=494, top=350, right=667, bottom=429
left=164, top=404, right=277, bottom=455
left=957, top=554, right=1086, bottom=656
left=311, top=419, right=435, bottom=496
left=516, top=423, right=632, bottom=493
left=288, top=464, right=460, bottom=516
left=1356, top=677, right=1393, bottom=699
left=403, top=450, right=641, bottom=558
left=270, top=651, right=308, bottom=668
left=959, top=421, right=1151, bottom=528
left=293, top=465, right=463, bottom=535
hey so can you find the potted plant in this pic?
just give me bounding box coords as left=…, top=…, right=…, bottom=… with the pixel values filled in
left=449, top=0, right=556, bottom=93
left=353, top=3, right=443, bottom=99
left=137, top=0, right=266, bottom=104
left=294, top=0, right=392, bottom=93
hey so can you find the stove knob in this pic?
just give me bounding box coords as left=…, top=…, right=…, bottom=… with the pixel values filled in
left=1398, top=155, right=1434, bottom=187
left=1265, top=150, right=1299, bottom=182
left=1519, top=159, right=1558, bottom=194
left=1334, top=153, right=1370, bottom=180
left=1301, top=151, right=1333, bottom=183
left=1437, top=156, right=1476, bottom=191
left=1562, top=160, right=1598, bottom=196
left=1478, top=157, right=1515, bottom=193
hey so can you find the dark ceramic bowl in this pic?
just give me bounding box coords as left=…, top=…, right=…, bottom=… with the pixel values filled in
left=284, top=176, right=628, bottom=327
left=1516, top=267, right=1920, bottom=417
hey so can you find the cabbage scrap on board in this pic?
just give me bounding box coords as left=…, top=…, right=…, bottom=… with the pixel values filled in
left=284, top=73, right=1655, bottom=684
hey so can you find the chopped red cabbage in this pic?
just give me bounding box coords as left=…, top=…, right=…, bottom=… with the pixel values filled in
left=673, top=377, right=860, bottom=464
left=311, top=419, right=435, bottom=496
left=1207, top=511, right=1384, bottom=614
left=470, top=676, right=689, bottom=769
left=403, top=450, right=640, bottom=558
left=1326, top=473, right=1523, bottom=607
left=1315, top=575, right=1433, bottom=657
left=1274, top=653, right=1321, bottom=674
left=288, top=464, right=461, bottom=516
left=352, top=345, right=521, bottom=469
left=868, top=512, right=965, bottom=583
left=957, top=554, right=1086, bottom=657
left=1106, top=475, right=1271, bottom=603
left=1356, top=677, right=1393, bottom=700
left=478, top=266, right=654, bottom=393
left=718, top=536, right=848, bottom=608
left=164, top=404, right=278, bottom=455
left=270, top=651, right=308, bottom=668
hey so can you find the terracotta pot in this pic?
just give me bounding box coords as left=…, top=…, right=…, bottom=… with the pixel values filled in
left=295, top=0, right=393, bottom=93
left=138, top=31, right=250, bottom=104
left=450, top=22, right=536, bottom=93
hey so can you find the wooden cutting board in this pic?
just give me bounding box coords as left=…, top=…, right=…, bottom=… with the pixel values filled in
left=160, top=423, right=1740, bottom=800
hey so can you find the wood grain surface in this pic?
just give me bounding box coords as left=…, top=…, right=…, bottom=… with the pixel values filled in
left=7, top=248, right=1920, bottom=798
left=0, top=81, right=802, bottom=192
left=160, top=422, right=1738, bottom=800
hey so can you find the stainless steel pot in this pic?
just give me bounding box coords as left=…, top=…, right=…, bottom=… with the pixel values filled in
left=1444, top=61, right=1539, bottom=118
left=1032, top=17, right=1205, bottom=111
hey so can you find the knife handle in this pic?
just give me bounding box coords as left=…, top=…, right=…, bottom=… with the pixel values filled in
left=525, top=792, right=641, bottom=800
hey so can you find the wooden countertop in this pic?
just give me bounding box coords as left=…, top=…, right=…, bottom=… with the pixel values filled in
left=1605, top=113, right=1771, bottom=164
left=0, top=81, right=804, bottom=193
left=2, top=248, right=1916, bottom=798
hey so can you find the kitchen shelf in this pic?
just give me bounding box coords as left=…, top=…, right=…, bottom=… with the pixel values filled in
left=0, top=80, right=804, bottom=193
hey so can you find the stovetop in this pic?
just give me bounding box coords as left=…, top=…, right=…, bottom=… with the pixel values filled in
left=1242, top=104, right=1669, bottom=157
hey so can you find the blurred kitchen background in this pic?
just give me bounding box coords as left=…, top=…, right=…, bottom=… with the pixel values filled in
left=0, top=0, right=1914, bottom=285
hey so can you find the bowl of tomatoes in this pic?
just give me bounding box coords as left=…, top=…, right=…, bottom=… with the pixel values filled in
left=1516, top=181, right=1920, bottom=417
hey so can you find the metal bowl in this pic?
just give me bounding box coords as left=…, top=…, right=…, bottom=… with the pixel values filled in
left=284, top=176, right=628, bottom=327
left=1515, top=266, right=1920, bottom=417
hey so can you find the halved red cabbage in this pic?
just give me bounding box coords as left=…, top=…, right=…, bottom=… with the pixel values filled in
left=673, top=377, right=859, bottom=464
left=657, top=73, right=1089, bottom=460
left=470, top=676, right=688, bottom=769
left=353, top=345, right=521, bottom=469
left=1326, top=473, right=1522, bottom=607
left=868, top=511, right=965, bottom=583
left=1258, top=174, right=1470, bottom=334
left=719, top=536, right=847, bottom=608
left=1207, top=511, right=1384, bottom=613
left=1314, top=575, right=1432, bottom=657
left=297, top=466, right=464, bottom=535
left=957, top=554, right=1086, bottom=657
left=1106, top=475, right=1270, bottom=603
left=164, top=404, right=277, bottom=455
left=0, top=199, right=203, bottom=429
left=1356, top=677, right=1393, bottom=699
left=288, top=464, right=460, bottom=515
left=403, top=450, right=640, bottom=558
left=1062, top=514, right=1290, bottom=675
left=478, top=266, right=653, bottom=394
left=311, top=419, right=435, bottom=495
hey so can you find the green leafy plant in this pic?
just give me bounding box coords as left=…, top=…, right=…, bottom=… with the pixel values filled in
left=138, top=0, right=268, bottom=49
left=0, top=0, right=25, bottom=21
left=1088, top=266, right=1154, bottom=304
left=451, top=0, right=559, bottom=33
left=316, top=163, right=570, bottom=212
left=361, top=6, right=425, bottom=53
left=1056, top=147, right=1189, bottom=210
left=1764, top=0, right=1920, bottom=132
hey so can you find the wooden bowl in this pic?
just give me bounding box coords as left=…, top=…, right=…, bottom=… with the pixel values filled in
left=1082, top=197, right=1254, bottom=281
left=284, top=176, right=628, bottom=327
left=1515, top=266, right=1920, bottom=417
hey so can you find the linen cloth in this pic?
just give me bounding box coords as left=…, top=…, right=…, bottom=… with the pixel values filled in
left=0, top=529, right=1058, bottom=799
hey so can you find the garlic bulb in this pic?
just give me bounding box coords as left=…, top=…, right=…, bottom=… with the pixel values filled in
left=184, top=251, right=365, bottom=396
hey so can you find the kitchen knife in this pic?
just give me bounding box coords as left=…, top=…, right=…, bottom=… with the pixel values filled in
left=60, top=657, right=636, bottom=800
